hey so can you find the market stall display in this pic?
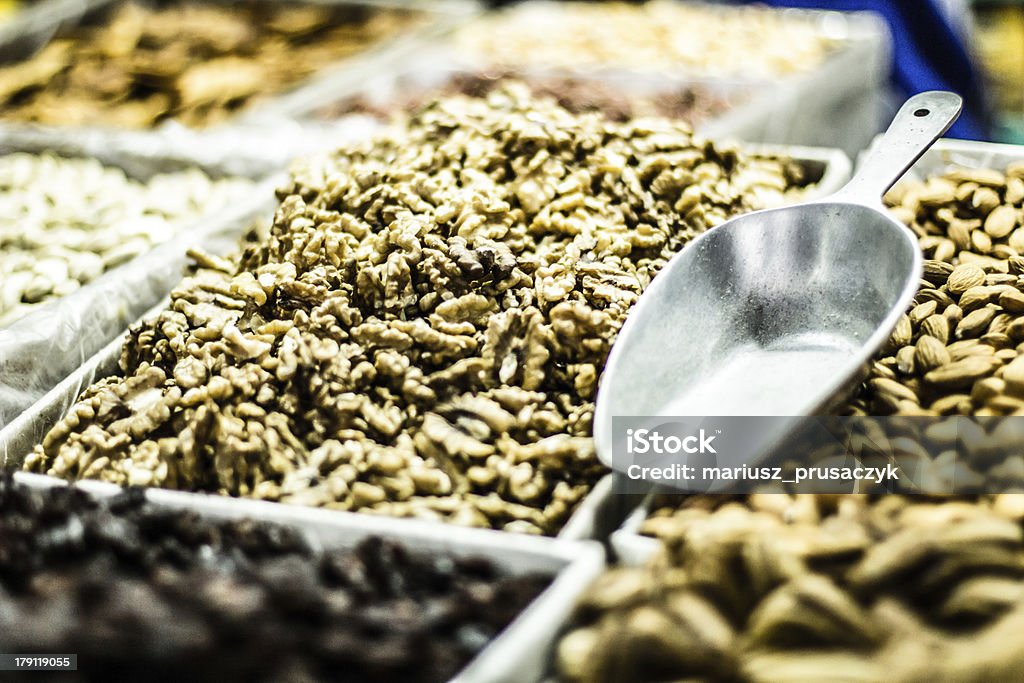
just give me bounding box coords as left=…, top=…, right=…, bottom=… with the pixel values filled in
left=846, top=162, right=1024, bottom=418
left=0, top=1, right=1021, bottom=681
left=12, top=86, right=833, bottom=536
left=0, top=0, right=429, bottom=128
left=278, top=1, right=889, bottom=155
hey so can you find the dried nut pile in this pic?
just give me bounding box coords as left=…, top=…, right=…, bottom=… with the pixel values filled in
left=841, top=162, right=1024, bottom=417
left=0, top=476, right=550, bottom=683
left=25, top=86, right=816, bottom=534
left=559, top=493, right=1024, bottom=683
left=456, top=0, right=836, bottom=78
left=0, top=1, right=416, bottom=128
left=317, top=72, right=743, bottom=126
left=0, top=153, right=254, bottom=328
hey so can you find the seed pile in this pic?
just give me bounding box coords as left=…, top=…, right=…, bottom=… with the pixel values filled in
left=558, top=493, right=1024, bottom=683
left=0, top=476, right=551, bottom=683
left=456, top=0, right=836, bottom=78
left=0, top=1, right=416, bottom=128
left=24, top=85, right=817, bottom=534
left=316, top=72, right=742, bottom=126
left=841, top=162, right=1024, bottom=417
left=0, top=153, right=254, bottom=328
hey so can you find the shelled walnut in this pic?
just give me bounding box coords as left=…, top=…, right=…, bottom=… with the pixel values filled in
left=25, top=85, right=819, bottom=535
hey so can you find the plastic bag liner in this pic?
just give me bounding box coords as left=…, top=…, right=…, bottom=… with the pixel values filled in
left=0, top=118, right=381, bottom=181
left=0, top=173, right=281, bottom=428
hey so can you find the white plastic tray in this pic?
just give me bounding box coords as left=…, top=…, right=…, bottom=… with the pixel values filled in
left=0, top=141, right=850, bottom=541
left=441, top=0, right=891, bottom=156
left=0, top=139, right=282, bottom=428
left=891, top=137, right=1024, bottom=181
left=0, top=316, right=617, bottom=541
left=12, top=470, right=606, bottom=683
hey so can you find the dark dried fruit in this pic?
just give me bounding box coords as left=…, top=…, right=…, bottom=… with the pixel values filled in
left=0, top=474, right=551, bottom=683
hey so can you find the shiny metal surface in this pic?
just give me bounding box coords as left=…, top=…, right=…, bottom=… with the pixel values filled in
left=594, top=91, right=962, bottom=470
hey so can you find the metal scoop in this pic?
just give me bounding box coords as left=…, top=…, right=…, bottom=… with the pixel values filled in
left=594, top=91, right=962, bottom=472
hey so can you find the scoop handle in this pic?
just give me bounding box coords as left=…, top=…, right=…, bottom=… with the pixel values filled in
left=831, top=91, right=962, bottom=206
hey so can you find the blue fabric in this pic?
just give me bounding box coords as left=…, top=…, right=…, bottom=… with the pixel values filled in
left=736, top=0, right=991, bottom=140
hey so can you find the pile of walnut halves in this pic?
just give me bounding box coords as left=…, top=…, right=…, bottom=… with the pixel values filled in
left=25, top=85, right=815, bottom=535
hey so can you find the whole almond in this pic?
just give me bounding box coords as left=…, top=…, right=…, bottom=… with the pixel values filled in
left=1003, top=356, right=1024, bottom=397
left=934, top=240, right=957, bottom=262
left=943, top=303, right=964, bottom=326
left=948, top=339, right=995, bottom=361
left=972, top=376, right=1006, bottom=403
left=896, top=345, right=916, bottom=375
left=973, top=186, right=1002, bottom=213
left=920, top=313, right=950, bottom=344
left=949, top=221, right=973, bottom=251
left=930, top=393, right=974, bottom=414
left=956, top=306, right=997, bottom=339
left=985, top=205, right=1018, bottom=239
left=1007, top=177, right=1024, bottom=205
left=1008, top=317, right=1024, bottom=341
left=947, top=264, right=986, bottom=295
left=972, top=229, right=993, bottom=254
left=951, top=167, right=1006, bottom=187
left=992, top=244, right=1018, bottom=260
left=910, top=300, right=938, bottom=325
left=889, top=313, right=912, bottom=349
left=982, top=332, right=1014, bottom=349
left=922, top=259, right=954, bottom=285
left=915, top=335, right=950, bottom=373
left=1000, top=289, right=1024, bottom=314
left=870, top=377, right=919, bottom=404
left=919, top=178, right=958, bottom=205
left=958, top=285, right=999, bottom=312
left=924, top=356, right=1000, bottom=388
left=1010, top=229, right=1024, bottom=254
left=990, top=312, right=1014, bottom=335
left=919, top=288, right=955, bottom=306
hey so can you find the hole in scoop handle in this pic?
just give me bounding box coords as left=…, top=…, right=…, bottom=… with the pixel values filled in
left=832, top=91, right=962, bottom=206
